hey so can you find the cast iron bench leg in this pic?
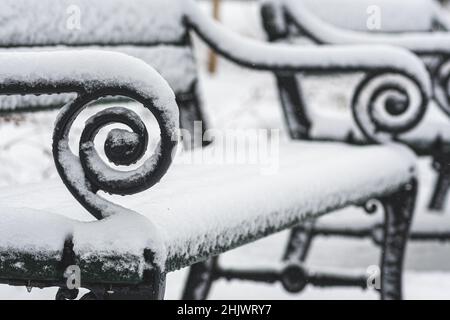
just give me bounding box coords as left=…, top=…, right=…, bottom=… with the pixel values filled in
left=182, top=257, right=218, bottom=300
left=379, top=181, right=417, bottom=300
left=429, top=152, right=450, bottom=211
left=283, top=220, right=315, bottom=263
left=177, top=83, right=211, bottom=150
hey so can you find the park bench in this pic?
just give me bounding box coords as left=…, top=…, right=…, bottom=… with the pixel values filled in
left=259, top=0, right=450, bottom=261
left=0, top=0, right=434, bottom=299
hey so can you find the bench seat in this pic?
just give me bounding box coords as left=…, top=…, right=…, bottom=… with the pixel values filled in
left=0, top=141, right=416, bottom=285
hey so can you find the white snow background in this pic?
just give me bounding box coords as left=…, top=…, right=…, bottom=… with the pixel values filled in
left=0, top=0, right=450, bottom=299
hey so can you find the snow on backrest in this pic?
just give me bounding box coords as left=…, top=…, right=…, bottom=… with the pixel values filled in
left=0, top=0, right=187, bottom=46
left=0, top=0, right=199, bottom=111
left=300, top=0, right=435, bottom=32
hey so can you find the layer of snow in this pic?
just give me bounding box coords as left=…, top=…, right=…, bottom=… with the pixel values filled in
left=0, top=0, right=196, bottom=111
left=0, top=50, right=179, bottom=138
left=0, top=46, right=196, bottom=112
left=0, top=0, right=186, bottom=46
left=184, top=0, right=432, bottom=96
left=0, top=208, right=72, bottom=254
left=0, top=207, right=164, bottom=281
left=297, top=0, right=436, bottom=32
left=277, top=0, right=450, bottom=54
left=0, top=141, right=416, bottom=272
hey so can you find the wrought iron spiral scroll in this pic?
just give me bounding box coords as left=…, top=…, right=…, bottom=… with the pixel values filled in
left=52, top=88, right=178, bottom=220
left=351, top=73, right=427, bottom=143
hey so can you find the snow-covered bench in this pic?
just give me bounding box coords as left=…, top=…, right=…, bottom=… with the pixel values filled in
left=260, top=0, right=450, bottom=211
left=260, top=0, right=450, bottom=152
left=258, top=0, right=450, bottom=290
left=0, top=0, right=434, bottom=300
left=262, top=0, right=450, bottom=191
left=0, top=50, right=420, bottom=300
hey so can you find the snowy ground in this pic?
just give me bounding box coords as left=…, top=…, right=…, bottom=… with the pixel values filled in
left=1, top=1, right=450, bottom=300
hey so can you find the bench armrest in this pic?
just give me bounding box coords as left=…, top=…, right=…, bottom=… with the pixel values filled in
left=0, top=50, right=179, bottom=220
left=184, top=0, right=432, bottom=143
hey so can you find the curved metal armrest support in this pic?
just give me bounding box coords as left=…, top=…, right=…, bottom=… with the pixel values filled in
left=183, top=0, right=432, bottom=143
left=0, top=51, right=179, bottom=220
left=184, top=0, right=429, bottom=79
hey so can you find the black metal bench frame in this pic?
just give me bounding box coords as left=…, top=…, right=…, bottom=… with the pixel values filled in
left=0, top=67, right=418, bottom=300
left=0, top=0, right=431, bottom=300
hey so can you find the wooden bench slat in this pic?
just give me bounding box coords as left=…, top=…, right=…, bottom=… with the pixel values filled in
left=0, top=0, right=186, bottom=47
left=298, top=0, right=436, bottom=32
left=0, top=141, right=416, bottom=279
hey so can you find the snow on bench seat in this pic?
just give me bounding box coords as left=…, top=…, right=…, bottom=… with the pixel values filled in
left=0, top=208, right=152, bottom=285
left=0, top=141, right=416, bottom=283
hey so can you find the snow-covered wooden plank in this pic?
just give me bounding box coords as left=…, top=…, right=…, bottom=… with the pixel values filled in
left=0, top=0, right=186, bottom=47
left=268, top=0, right=450, bottom=54
left=296, top=0, right=437, bottom=32
left=0, top=141, right=417, bottom=273
left=0, top=208, right=147, bottom=285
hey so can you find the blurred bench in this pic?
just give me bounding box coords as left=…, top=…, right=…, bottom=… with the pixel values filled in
left=260, top=0, right=450, bottom=209
left=0, top=0, right=433, bottom=299
left=283, top=0, right=450, bottom=32
left=258, top=0, right=450, bottom=293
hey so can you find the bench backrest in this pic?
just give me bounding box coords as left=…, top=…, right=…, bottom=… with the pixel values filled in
left=0, top=0, right=206, bottom=146
left=261, top=0, right=438, bottom=39
left=299, top=0, right=436, bottom=32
